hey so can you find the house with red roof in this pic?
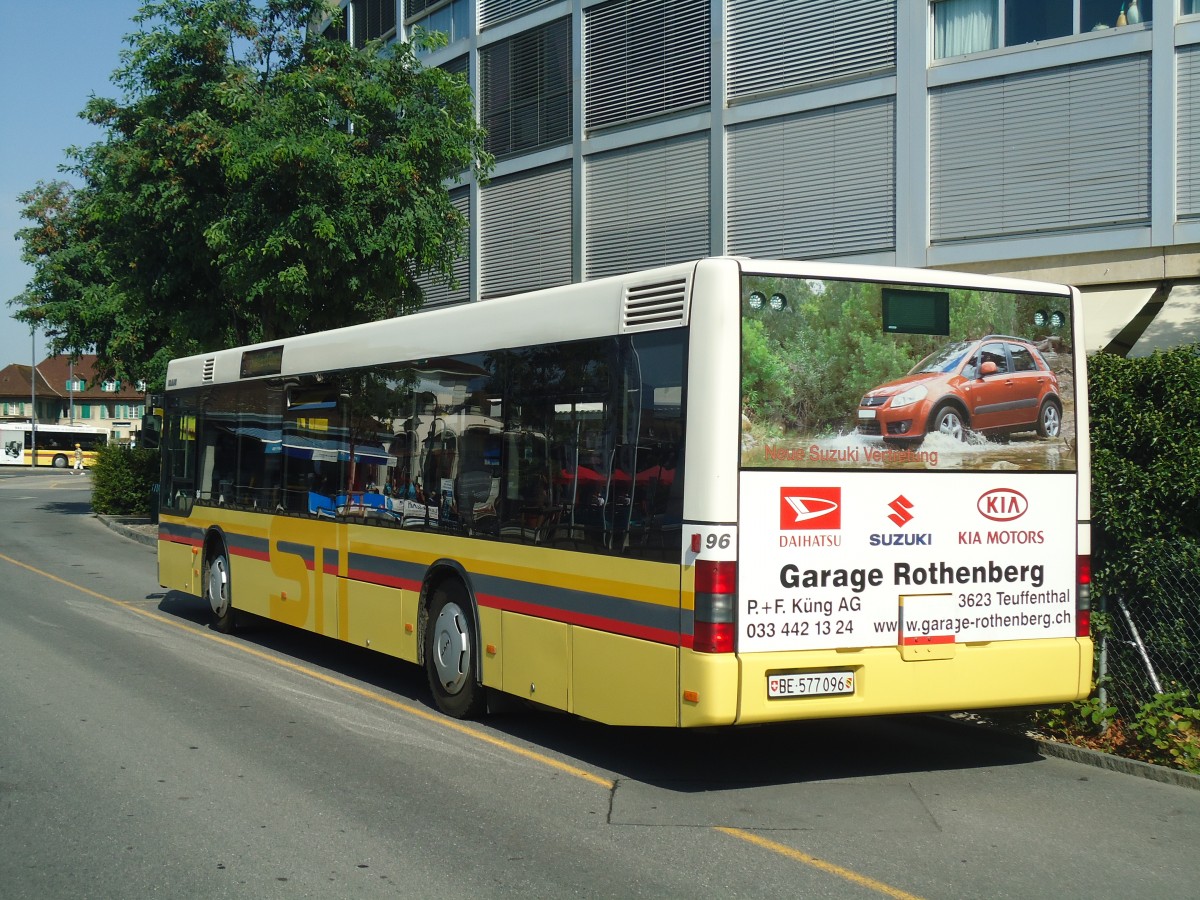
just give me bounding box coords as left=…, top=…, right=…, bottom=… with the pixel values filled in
left=0, top=354, right=147, bottom=443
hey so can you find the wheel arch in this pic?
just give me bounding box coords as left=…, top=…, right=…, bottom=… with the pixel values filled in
left=417, top=559, right=482, bottom=674
left=202, top=525, right=230, bottom=568
left=927, top=396, right=970, bottom=429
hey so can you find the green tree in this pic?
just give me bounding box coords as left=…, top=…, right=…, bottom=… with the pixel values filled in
left=11, top=0, right=490, bottom=388
left=1088, top=346, right=1200, bottom=597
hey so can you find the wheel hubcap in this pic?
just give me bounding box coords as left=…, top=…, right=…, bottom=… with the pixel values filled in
left=1044, top=407, right=1061, bottom=436
left=938, top=413, right=963, bottom=441
left=207, top=557, right=229, bottom=617
left=431, top=602, right=471, bottom=695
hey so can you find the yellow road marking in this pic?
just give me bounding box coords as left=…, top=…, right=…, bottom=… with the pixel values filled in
left=3, top=549, right=927, bottom=898
left=0, top=550, right=611, bottom=789
left=716, top=828, right=927, bottom=900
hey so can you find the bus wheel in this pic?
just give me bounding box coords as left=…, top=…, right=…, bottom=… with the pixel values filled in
left=53, top=454, right=68, bottom=468
left=206, top=546, right=236, bottom=633
left=930, top=404, right=967, bottom=442
left=425, top=582, right=486, bottom=719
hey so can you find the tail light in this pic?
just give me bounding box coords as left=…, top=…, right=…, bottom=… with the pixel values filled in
left=1076, top=555, right=1091, bottom=637
left=694, top=559, right=735, bottom=653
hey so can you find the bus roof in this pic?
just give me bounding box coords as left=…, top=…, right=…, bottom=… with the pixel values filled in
left=165, top=257, right=1071, bottom=391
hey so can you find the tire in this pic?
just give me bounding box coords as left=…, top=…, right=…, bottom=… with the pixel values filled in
left=1037, top=399, right=1062, bottom=438
left=205, top=544, right=237, bottom=633
left=52, top=454, right=68, bottom=469
left=930, top=404, right=967, bottom=442
left=424, top=581, right=486, bottom=719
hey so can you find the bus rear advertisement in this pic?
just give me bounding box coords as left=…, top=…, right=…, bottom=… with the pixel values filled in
left=157, top=257, right=1091, bottom=727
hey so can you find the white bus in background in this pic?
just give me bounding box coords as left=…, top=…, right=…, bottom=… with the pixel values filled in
left=0, top=423, right=108, bottom=468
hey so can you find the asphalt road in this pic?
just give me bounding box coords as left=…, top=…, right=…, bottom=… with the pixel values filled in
left=2, top=466, right=1199, bottom=899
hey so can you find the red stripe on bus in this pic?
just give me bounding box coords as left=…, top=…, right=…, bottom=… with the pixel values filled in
left=345, top=568, right=422, bottom=592
left=899, top=634, right=954, bottom=646
left=478, top=593, right=682, bottom=647
left=230, top=547, right=271, bottom=563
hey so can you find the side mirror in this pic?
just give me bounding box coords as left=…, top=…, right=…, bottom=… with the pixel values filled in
left=980, top=361, right=998, bottom=377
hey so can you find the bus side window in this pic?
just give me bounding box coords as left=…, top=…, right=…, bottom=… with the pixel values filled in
left=161, top=395, right=199, bottom=512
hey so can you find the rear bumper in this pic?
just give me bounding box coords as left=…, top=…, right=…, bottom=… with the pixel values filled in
left=681, top=637, right=1092, bottom=727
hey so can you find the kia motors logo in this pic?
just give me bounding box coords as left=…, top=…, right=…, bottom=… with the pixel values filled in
left=887, top=495, right=914, bottom=527
left=780, top=487, right=841, bottom=530
left=978, top=488, right=1028, bottom=521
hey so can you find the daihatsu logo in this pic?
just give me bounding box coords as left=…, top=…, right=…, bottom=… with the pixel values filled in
left=978, top=488, right=1028, bottom=522
left=779, top=487, right=841, bottom=530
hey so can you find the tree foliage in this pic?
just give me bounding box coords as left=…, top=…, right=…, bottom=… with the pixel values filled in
left=11, top=0, right=490, bottom=388
left=1087, top=346, right=1200, bottom=598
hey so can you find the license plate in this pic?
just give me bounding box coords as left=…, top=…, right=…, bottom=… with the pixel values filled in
left=857, top=409, right=876, bottom=419
left=768, top=671, right=855, bottom=699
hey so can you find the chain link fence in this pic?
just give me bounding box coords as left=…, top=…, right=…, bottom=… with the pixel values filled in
left=1096, top=555, right=1200, bottom=720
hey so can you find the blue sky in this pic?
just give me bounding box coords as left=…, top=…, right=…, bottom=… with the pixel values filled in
left=0, top=0, right=145, bottom=369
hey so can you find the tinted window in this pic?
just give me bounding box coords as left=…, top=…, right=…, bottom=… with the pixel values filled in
left=1009, top=343, right=1038, bottom=372
left=979, top=342, right=1009, bottom=375
left=161, top=331, right=686, bottom=561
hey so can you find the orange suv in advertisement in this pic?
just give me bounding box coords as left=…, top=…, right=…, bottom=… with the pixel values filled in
left=857, top=336, right=1062, bottom=445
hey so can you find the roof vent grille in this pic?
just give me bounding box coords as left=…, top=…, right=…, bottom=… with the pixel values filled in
left=202, top=358, right=216, bottom=383
left=622, top=279, right=689, bottom=332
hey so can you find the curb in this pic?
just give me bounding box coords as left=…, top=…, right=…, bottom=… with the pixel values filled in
left=96, top=514, right=157, bottom=548
left=1031, top=735, right=1200, bottom=790
left=937, top=714, right=1200, bottom=791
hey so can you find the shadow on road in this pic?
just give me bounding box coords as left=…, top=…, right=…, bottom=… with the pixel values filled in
left=38, top=499, right=95, bottom=517
left=155, top=589, right=1042, bottom=792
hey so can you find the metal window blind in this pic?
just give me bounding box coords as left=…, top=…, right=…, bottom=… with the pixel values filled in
left=584, top=0, right=709, bottom=130
left=405, top=0, right=438, bottom=17
left=728, top=0, right=896, bottom=99
left=416, top=188, right=471, bottom=308
left=440, top=54, right=468, bottom=77
left=480, top=17, right=573, bottom=157
left=351, top=0, right=396, bottom=46
left=480, top=163, right=573, bottom=298
left=585, top=133, right=710, bottom=280
left=931, top=55, right=1151, bottom=242
left=1180, top=45, right=1200, bottom=220
left=728, top=98, right=896, bottom=259
left=479, top=0, right=556, bottom=30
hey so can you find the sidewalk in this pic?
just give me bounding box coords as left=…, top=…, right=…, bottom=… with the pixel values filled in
left=96, top=514, right=157, bottom=548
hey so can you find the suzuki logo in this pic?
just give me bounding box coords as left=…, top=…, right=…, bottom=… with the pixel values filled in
left=978, top=488, right=1028, bottom=521
left=780, top=487, right=841, bottom=530
left=888, top=495, right=914, bottom=527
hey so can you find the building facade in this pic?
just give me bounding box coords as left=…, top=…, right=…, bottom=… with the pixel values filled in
left=340, top=0, right=1200, bottom=355
left=0, top=355, right=147, bottom=443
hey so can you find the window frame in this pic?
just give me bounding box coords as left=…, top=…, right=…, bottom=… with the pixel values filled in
left=931, top=0, right=1154, bottom=61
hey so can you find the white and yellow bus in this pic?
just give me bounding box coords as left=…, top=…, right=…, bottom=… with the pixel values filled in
left=0, top=423, right=108, bottom=468
left=157, top=257, right=1092, bottom=726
